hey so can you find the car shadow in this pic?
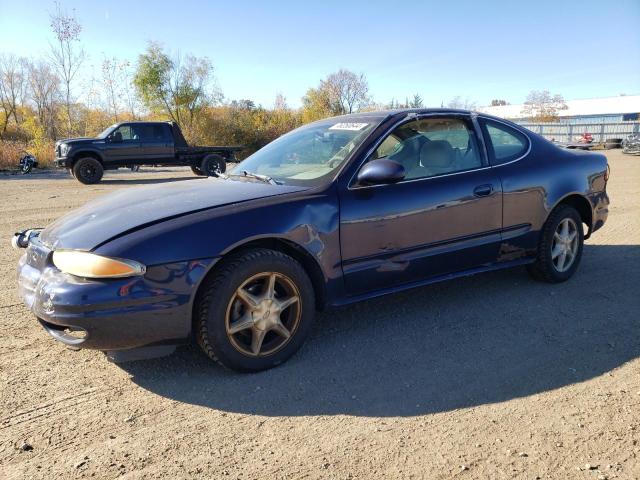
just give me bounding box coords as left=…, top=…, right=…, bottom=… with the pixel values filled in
left=120, top=244, right=640, bottom=417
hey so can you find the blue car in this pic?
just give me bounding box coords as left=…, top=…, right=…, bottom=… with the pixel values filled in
left=14, top=109, right=610, bottom=371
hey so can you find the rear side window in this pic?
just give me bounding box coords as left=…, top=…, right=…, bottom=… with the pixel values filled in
left=481, top=119, right=528, bottom=165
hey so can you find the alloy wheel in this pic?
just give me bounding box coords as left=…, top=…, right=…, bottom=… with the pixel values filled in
left=551, top=218, right=579, bottom=272
left=225, top=272, right=301, bottom=357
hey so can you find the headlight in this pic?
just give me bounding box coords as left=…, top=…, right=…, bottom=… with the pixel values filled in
left=52, top=251, right=146, bottom=279
left=60, top=143, right=69, bottom=156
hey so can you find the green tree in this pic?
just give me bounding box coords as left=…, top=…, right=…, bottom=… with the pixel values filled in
left=133, top=42, right=219, bottom=138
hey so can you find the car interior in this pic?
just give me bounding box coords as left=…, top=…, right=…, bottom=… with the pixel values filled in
left=374, top=118, right=482, bottom=180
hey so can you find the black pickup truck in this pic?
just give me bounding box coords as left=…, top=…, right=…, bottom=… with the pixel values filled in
left=54, top=121, right=242, bottom=184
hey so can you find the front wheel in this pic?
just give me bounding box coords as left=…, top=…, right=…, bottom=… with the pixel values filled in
left=527, top=205, right=584, bottom=283
left=195, top=249, right=315, bottom=372
left=73, top=157, right=104, bottom=184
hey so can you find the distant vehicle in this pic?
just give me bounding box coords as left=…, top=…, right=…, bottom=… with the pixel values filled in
left=54, top=121, right=243, bottom=184
left=18, top=151, right=38, bottom=174
left=14, top=109, right=610, bottom=371
left=622, top=133, right=640, bottom=155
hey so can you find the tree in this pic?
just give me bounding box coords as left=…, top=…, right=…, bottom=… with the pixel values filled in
left=490, top=99, right=509, bottom=106
left=447, top=96, right=477, bottom=110
left=49, top=2, right=85, bottom=136
left=133, top=42, right=219, bottom=137
left=321, top=69, right=370, bottom=114
left=0, top=54, right=28, bottom=138
left=26, top=59, right=60, bottom=139
left=101, top=57, right=135, bottom=122
left=273, top=93, right=287, bottom=111
left=301, top=69, right=371, bottom=122
left=409, top=93, right=424, bottom=108
left=521, top=90, right=567, bottom=122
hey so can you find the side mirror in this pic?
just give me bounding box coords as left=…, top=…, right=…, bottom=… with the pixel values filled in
left=357, top=158, right=405, bottom=186
left=109, top=132, right=123, bottom=143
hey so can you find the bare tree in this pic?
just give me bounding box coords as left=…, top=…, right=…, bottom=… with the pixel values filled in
left=0, top=54, right=28, bottom=138
left=273, top=92, right=288, bottom=111
left=101, top=56, right=127, bottom=122
left=321, top=69, right=370, bottom=114
left=447, top=96, right=477, bottom=110
left=521, top=90, right=567, bottom=122
left=26, top=59, right=60, bottom=138
left=49, top=2, right=85, bottom=136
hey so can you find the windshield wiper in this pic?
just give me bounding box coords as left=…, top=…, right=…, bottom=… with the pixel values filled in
left=229, top=170, right=280, bottom=185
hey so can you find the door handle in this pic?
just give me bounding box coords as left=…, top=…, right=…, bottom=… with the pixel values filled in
left=473, top=184, right=493, bottom=197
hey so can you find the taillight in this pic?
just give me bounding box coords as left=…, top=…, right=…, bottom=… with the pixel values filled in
left=604, top=164, right=610, bottom=182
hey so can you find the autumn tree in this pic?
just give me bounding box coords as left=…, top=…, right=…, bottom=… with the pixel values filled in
left=521, top=90, right=567, bottom=122
left=0, top=54, right=28, bottom=138
left=49, top=2, right=85, bottom=136
left=301, top=69, right=370, bottom=122
left=26, top=59, right=60, bottom=139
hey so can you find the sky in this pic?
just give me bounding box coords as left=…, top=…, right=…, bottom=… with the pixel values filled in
left=1, top=0, right=639, bottom=109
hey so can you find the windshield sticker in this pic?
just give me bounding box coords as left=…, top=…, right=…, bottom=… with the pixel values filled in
left=329, top=122, right=369, bottom=131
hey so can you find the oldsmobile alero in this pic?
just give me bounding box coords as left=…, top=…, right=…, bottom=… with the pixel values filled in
left=13, top=109, right=610, bottom=371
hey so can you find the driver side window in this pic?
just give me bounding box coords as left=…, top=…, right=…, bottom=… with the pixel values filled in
left=372, top=117, right=482, bottom=180
left=113, top=125, right=134, bottom=141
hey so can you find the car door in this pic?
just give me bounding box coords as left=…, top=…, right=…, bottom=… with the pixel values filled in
left=139, top=124, right=175, bottom=163
left=339, top=114, right=503, bottom=295
left=105, top=124, right=142, bottom=163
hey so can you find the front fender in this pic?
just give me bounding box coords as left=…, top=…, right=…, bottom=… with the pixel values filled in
left=93, top=185, right=342, bottom=300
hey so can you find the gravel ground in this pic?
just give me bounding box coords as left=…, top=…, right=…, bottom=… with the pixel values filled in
left=0, top=153, right=638, bottom=479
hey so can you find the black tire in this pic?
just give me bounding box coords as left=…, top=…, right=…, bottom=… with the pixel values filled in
left=190, top=165, right=205, bottom=176
left=527, top=205, right=584, bottom=283
left=200, top=154, right=226, bottom=177
left=73, top=157, right=104, bottom=184
left=195, top=248, right=315, bottom=372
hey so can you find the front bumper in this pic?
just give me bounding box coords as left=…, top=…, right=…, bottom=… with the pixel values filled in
left=17, top=236, right=216, bottom=351
left=54, top=156, right=72, bottom=168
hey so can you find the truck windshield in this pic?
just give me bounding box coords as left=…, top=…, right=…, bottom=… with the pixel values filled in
left=230, top=117, right=383, bottom=186
left=97, top=125, right=118, bottom=139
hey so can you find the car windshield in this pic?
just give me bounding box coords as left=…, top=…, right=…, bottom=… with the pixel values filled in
left=97, top=124, right=117, bottom=139
left=230, top=117, right=382, bottom=186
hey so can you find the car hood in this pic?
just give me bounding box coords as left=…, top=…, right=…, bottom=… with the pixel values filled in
left=39, top=178, right=307, bottom=250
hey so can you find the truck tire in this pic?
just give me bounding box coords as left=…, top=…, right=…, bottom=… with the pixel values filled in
left=200, top=154, right=226, bottom=177
left=191, top=166, right=205, bottom=176
left=73, top=157, right=104, bottom=184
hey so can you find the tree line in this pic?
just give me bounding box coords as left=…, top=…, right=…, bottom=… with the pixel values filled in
left=0, top=3, right=566, bottom=169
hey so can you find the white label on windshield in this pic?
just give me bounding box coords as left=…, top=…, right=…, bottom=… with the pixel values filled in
left=329, top=122, right=369, bottom=131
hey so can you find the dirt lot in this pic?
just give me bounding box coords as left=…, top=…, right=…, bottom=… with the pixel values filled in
left=0, top=152, right=638, bottom=479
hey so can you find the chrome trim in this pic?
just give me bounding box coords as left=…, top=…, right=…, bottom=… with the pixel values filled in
left=476, top=115, right=533, bottom=167
left=348, top=112, right=492, bottom=190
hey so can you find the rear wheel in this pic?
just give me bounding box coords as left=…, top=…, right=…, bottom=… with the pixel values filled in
left=195, top=248, right=315, bottom=372
left=73, top=157, right=104, bottom=184
left=527, top=205, right=584, bottom=283
left=200, top=154, right=226, bottom=177
left=190, top=165, right=205, bottom=176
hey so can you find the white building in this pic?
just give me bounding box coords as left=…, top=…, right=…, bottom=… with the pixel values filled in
left=479, top=94, right=640, bottom=123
